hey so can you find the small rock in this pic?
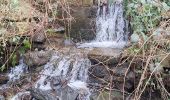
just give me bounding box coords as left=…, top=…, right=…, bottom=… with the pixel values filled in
left=0, top=74, right=9, bottom=85
left=130, top=33, right=140, bottom=43
left=32, top=28, right=46, bottom=43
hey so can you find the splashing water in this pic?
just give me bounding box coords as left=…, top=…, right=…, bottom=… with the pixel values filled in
left=11, top=92, right=30, bottom=100
left=8, top=58, right=28, bottom=82
left=78, top=1, right=128, bottom=48
left=35, top=52, right=91, bottom=99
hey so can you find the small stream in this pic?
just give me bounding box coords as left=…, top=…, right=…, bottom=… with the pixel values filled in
left=1, top=1, right=129, bottom=100
left=9, top=51, right=91, bottom=100
left=78, top=0, right=128, bottom=48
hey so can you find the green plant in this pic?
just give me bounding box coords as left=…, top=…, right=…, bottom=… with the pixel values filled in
left=125, top=0, right=170, bottom=41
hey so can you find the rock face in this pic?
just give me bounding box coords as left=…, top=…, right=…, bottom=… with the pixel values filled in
left=69, top=6, right=97, bottom=42
left=23, top=50, right=52, bottom=67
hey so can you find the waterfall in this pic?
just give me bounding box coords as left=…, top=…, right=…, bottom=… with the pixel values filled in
left=78, top=0, right=128, bottom=48
left=35, top=52, right=91, bottom=100
left=7, top=51, right=91, bottom=100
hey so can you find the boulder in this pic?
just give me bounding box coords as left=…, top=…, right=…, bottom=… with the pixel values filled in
left=89, top=65, right=110, bottom=84
left=23, top=50, right=53, bottom=67
left=87, top=48, right=122, bottom=65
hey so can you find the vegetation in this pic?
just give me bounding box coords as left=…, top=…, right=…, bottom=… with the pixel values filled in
left=0, top=0, right=72, bottom=71
left=124, top=0, right=170, bottom=99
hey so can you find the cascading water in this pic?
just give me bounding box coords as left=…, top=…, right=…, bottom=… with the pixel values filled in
left=78, top=0, right=128, bottom=48
left=35, top=52, right=91, bottom=100
left=8, top=52, right=91, bottom=100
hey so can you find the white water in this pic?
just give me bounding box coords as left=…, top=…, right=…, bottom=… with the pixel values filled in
left=8, top=58, right=28, bottom=82
left=11, top=91, right=30, bottom=100
left=78, top=1, right=128, bottom=48
left=35, top=52, right=91, bottom=99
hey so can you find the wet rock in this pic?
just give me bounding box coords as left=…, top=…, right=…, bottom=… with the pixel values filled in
left=87, top=48, right=122, bottom=65
left=0, top=74, right=9, bottom=85
left=28, top=88, right=58, bottom=100
left=23, top=50, right=52, bottom=67
left=60, top=86, right=79, bottom=100
left=89, top=65, right=110, bottom=84
left=70, top=6, right=96, bottom=42
left=89, top=63, right=135, bottom=92
left=59, top=84, right=90, bottom=100
left=0, top=95, right=5, bottom=100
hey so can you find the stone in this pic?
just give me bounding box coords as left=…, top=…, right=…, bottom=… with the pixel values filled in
left=0, top=74, right=9, bottom=85
left=32, top=28, right=46, bottom=43
left=60, top=86, right=79, bottom=100
left=28, top=88, right=58, bottom=100
left=69, top=6, right=96, bottom=42
left=0, top=95, right=5, bottom=100
left=23, top=50, right=52, bottom=67
left=130, top=33, right=140, bottom=43
left=87, top=48, right=122, bottom=65
left=89, top=65, right=110, bottom=84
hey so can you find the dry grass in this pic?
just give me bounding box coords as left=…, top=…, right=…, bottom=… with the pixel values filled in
left=0, top=0, right=72, bottom=69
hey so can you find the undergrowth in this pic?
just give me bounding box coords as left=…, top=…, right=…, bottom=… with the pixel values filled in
left=0, top=0, right=71, bottom=71
left=123, top=0, right=170, bottom=99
